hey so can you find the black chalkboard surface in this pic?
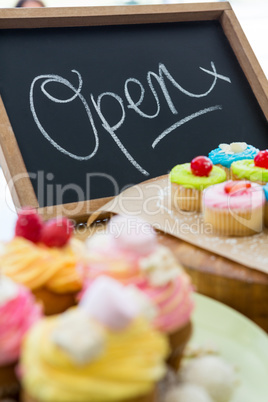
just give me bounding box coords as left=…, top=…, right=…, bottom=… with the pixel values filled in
left=0, top=4, right=267, bottom=219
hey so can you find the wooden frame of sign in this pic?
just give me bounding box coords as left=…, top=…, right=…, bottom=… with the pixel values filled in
left=0, top=2, right=267, bottom=221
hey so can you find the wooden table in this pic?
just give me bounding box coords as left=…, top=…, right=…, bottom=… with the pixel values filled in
left=157, top=232, right=268, bottom=333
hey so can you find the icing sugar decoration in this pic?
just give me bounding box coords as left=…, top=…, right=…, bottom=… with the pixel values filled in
left=219, top=142, right=247, bottom=155
left=51, top=309, right=106, bottom=365
left=80, top=276, right=139, bottom=331
left=108, top=215, right=157, bottom=257
left=139, top=245, right=183, bottom=287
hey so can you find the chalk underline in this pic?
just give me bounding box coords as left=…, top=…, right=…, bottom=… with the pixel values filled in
left=152, top=105, right=223, bottom=148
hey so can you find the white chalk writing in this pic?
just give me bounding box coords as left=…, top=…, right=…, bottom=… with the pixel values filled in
left=30, top=62, right=231, bottom=175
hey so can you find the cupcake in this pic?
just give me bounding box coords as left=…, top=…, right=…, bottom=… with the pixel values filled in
left=263, top=184, right=268, bottom=228
left=81, top=215, right=194, bottom=369
left=1, top=208, right=84, bottom=315
left=170, top=156, right=226, bottom=212
left=20, top=276, right=169, bottom=402
left=0, top=275, right=42, bottom=399
left=208, top=142, right=258, bottom=178
left=231, top=150, right=268, bottom=184
left=203, top=181, right=264, bottom=236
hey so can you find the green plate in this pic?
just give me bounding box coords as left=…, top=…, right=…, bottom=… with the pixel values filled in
left=191, top=293, right=268, bottom=402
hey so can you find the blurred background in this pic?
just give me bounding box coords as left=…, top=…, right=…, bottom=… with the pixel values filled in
left=0, top=0, right=267, bottom=77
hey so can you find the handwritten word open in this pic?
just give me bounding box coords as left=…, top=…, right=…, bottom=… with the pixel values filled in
left=30, top=62, right=231, bottom=176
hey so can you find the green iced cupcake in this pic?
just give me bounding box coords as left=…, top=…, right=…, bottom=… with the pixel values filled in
left=170, top=157, right=226, bottom=212
left=231, top=159, right=268, bottom=184
left=170, top=164, right=226, bottom=190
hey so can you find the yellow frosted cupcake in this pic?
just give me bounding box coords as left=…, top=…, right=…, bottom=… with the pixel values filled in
left=1, top=208, right=84, bottom=315
left=20, top=276, right=169, bottom=402
left=170, top=156, right=226, bottom=212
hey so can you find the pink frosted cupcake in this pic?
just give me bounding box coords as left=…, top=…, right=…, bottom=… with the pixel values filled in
left=203, top=181, right=264, bottom=236
left=0, top=275, right=42, bottom=399
left=81, top=215, right=194, bottom=369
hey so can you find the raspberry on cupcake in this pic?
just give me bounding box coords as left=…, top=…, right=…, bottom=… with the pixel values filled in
left=170, top=156, right=226, bottom=212
left=1, top=208, right=85, bottom=316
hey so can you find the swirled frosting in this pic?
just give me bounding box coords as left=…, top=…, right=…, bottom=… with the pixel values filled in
left=170, top=164, right=226, bottom=190
left=138, top=270, right=194, bottom=332
left=1, top=237, right=83, bottom=293
left=82, top=227, right=194, bottom=334
left=21, top=279, right=169, bottom=402
left=231, top=159, right=268, bottom=183
left=0, top=276, right=42, bottom=366
left=203, top=181, right=264, bottom=210
left=208, top=144, right=258, bottom=168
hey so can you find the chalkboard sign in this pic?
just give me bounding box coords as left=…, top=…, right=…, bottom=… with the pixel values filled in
left=0, top=3, right=267, bottom=220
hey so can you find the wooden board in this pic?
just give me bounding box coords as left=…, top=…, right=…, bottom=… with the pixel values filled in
left=0, top=3, right=267, bottom=221
left=159, top=233, right=268, bottom=333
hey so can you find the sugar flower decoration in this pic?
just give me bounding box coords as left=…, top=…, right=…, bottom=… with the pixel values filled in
left=219, top=142, right=247, bottom=155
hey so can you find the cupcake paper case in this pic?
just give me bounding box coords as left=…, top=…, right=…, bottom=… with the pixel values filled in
left=203, top=181, right=264, bottom=236
left=81, top=215, right=194, bottom=369
left=1, top=210, right=85, bottom=316
left=20, top=276, right=169, bottom=402
left=231, top=159, right=268, bottom=184
left=0, top=275, right=42, bottom=399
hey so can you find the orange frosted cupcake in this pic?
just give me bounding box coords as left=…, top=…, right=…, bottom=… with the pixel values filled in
left=81, top=215, right=194, bottom=369
left=1, top=208, right=84, bottom=315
